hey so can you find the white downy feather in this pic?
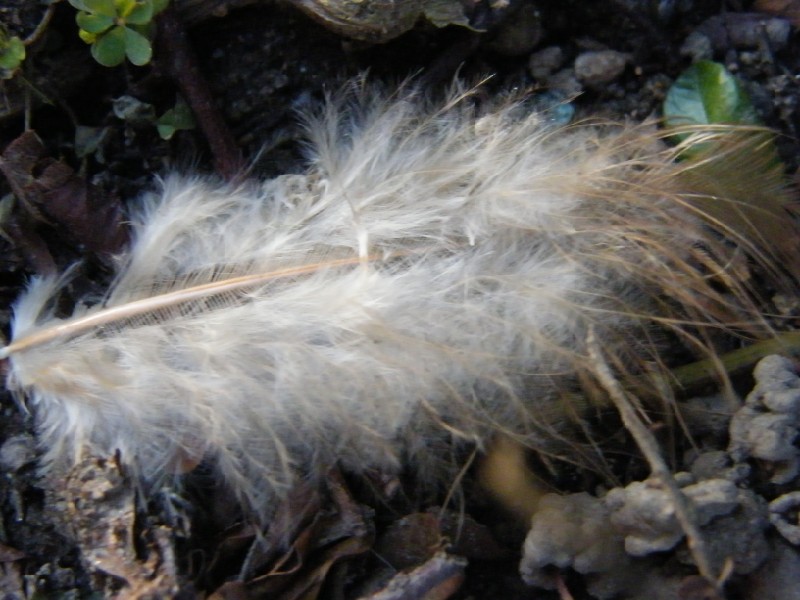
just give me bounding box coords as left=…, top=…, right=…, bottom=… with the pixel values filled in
left=1, top=83, right=786, bottom=516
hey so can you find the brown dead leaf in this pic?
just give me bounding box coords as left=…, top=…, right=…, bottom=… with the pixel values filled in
left=0, top=130, right=127, bottom=263
left=2, top=216, right=56, bottom=276
left=754, top=0, right=800, bottom=26
left=208, top=470, right=373, bottom=600
left=375, top=513, right=443, bottom=570
left=361, top=551, right=466, bottom=600
left=434, top=509, right=510, bottom=561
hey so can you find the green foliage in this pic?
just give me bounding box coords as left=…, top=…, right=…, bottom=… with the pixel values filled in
left=68, top=0, right=169, bottom=67
left=156, top=98, right=195, bottom=140
left=112, top=94, right=195, bottom=139
left=662, top=60, right=781, bottom=166
left=663, top=61, right=795, bottom=271
left=663, top=60, right=759, bottom=136
left=0, top=29, right=25, bottom=79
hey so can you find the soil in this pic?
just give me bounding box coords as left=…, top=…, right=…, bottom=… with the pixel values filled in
left=0, top=1, right=799, bottom=599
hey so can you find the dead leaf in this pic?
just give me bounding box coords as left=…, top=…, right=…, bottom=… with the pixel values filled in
left=375, top=513, right=443, bottom=570
left=0, top=131, right=128, bottom=263
left=434, top=509, right=509, bottom=561
left=208, top=470, right=373, bottom=600
left=3, top=216, right=56, bottom=275
left=360, top=551, right=466, bottom=600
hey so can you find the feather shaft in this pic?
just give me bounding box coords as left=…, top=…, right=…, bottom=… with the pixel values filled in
left=0, top=254, right=386, bottom=359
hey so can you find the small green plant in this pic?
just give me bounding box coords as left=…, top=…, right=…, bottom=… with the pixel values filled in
left=68, top=0, right=168, bottom=67
left=156, top=98, right=195, bottom=140
left=662, top=60, right=777, bottom=162
left=112, top=94, right=195, bottom=140
left=663, top=60, right=759, bottom=138
left=0, top=29, right=25, bottom=79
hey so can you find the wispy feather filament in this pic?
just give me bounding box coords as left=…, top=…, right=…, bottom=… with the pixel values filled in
left=2, top=83, right=794, bottom=516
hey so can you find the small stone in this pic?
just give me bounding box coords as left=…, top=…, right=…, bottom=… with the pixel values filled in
left=545, top=68, right=583, bottom=96
left=521, top=492, right=628, bottom=591
left=574, top=50, right=629, bottom=87
left=763, top=388, right=800, bottom=416
left=769, top=492, right=800, bottom=545
left=528, top=46, right=565, bottom=80
left=606, top=477, right=738, bottom=556
left=689, top=451, right=731, bottom=481
left=680, top=31, right=714, bottom=61
left=693, top=13, right=792, bottom=52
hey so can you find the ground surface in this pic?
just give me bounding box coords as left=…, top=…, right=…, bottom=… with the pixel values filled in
left=0, top=1, right=799, bottom=598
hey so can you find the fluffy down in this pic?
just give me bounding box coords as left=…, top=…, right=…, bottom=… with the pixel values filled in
left=2, top=84, right=780, bottom=516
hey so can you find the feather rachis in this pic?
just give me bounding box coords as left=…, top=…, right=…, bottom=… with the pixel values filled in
left=3, top=84, right=795, bottom=516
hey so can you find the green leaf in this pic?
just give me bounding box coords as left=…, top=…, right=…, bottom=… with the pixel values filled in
left=79, top=28, right=98, bottom=43
left=67, top=0, right=91, bottom=11
left=83, top=0, right=117, bottom=17
left=151, top=0, right=169, bottom=15
left=663, top=61, right=759, bottom=135
left=131, top=21, right=155, bottom=39
left=123, top=25, right=151, bottom=65
left=0, top=36, right=25, bottom=71
left=156, top=99, right=195, bottom=139
left=91, top=25, right=126, bottom=66
left=113, top=0, right=137, bottom=17
left=664, top=61, right=796, bottom=276
left=126, top=0, right=154, bottom=24
left=76, top=11, right=114, bottom=33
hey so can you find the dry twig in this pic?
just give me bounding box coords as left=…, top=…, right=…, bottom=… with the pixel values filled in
left=586, top=326, right=722, bottom=591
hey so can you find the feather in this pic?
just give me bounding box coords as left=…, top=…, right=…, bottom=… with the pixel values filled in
left=2, top=83, right=795, bottom=517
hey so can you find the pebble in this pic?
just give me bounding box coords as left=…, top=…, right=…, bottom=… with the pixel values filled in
left=574, top=50, right=629, bottom=87
left=528, top=46, right=565, bottom=80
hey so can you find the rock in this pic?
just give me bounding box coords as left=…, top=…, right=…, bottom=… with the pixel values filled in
left=574, top=50, right=629, bottom=88
left=680, top=30, right=715, bottom=61
left=728, top=355, right=800, bottom=484
left=691, top=13, right=792, bottom=53
left=545, top=68, right=583, bottom=96
left=520, top=492, right=628, bottom=591
left=605, top=477, right=738, bottom=556
left=528, top=46, right=565, bottom=80
left=744, top=541, right=800, bottom=600
left=675, top=489, right=769, bottom=575
left=769, top=492, right=800, bottom=545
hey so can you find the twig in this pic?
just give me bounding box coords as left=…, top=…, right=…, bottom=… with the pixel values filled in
left=157, top=6, right=244, bottom=180
left=23, top=3, right=57, bottom=47
left=586, top=326, right=722, bottom=590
